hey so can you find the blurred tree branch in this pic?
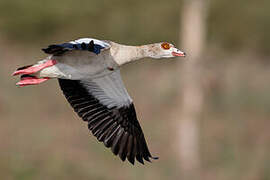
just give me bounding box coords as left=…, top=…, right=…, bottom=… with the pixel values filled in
left=177, top=0, right=208, bottom=179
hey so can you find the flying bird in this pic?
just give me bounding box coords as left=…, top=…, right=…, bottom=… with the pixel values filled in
left=12, top=38, right=186, bottom=165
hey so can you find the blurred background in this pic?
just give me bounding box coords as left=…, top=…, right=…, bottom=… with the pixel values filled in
left=1, top=0, right=270, bottom=179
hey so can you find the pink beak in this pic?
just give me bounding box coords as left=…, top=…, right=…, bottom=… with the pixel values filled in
left=172, top=47, right=186, bottom=57
left=172, top=51, right=186, bottom=57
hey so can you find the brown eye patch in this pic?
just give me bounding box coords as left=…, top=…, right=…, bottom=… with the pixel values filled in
left=161, top=42, right=170, bottom=50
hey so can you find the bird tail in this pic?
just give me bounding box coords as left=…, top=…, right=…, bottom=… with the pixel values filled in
left=12, top=59, right=57, bottom=76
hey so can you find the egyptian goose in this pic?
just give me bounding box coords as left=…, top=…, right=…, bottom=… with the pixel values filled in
left=13, top=38, right=185, bottom=165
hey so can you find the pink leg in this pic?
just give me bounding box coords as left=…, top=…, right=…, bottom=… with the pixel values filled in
left=16, top=77, right=50, bottom=87
left=12, top=60, right=57, bottom=76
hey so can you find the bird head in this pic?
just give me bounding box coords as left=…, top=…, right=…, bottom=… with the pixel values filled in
left=148, top=42, right=186, bottom=59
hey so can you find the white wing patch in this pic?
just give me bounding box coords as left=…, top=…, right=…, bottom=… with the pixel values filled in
left=80, top=70, right=132, bottom=108
left=70, top=38, right=111, bottom=49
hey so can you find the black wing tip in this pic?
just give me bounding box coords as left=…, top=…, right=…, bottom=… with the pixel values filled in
left=123, top=151, right=158, bottom=165
left=120, top=155, right=126, bottom=162
left=58, top=78, right=158, bottom=166
left=110, top=140, right=157, bottom=165
left=127, top=156, right=135, bottom=165
left=136, top=155, right=144, bottom=164
left=126, top=155, right=158, bottom=165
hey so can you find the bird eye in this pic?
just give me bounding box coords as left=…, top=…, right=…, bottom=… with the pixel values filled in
left=161, top=42, right=170, bottom=50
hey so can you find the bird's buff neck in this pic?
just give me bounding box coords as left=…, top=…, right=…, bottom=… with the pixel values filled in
left=110, top=43, right=152, bottom=66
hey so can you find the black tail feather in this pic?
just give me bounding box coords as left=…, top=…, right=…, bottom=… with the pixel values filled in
left=17, top=64, right=33, bottom=71
left=20, top=74, right=35, bottom=80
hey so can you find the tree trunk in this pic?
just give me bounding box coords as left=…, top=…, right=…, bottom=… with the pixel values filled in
left=177, top=0, right=207, bottom=179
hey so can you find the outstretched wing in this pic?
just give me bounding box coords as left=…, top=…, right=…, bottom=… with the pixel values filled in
left=42, top=38, right=111, bottom=55
left=58, top=70, right=157, bottom=165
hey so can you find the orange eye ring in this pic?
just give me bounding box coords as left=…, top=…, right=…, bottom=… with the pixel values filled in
left=161, top=42, right=170, bottom=50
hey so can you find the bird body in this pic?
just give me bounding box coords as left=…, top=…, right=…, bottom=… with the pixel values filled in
left=13, top=38, right=185, bottom=164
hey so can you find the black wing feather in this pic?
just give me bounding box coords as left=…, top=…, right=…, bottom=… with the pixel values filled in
left=58, top=79, right=157, bottom=165
left=42, top=40, right=104, bottom=55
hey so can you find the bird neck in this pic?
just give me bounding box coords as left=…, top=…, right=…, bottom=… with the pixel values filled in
left=110, top=42, right=152, bottom=66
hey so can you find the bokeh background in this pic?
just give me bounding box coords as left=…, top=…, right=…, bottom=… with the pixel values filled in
left=1, top=0, right=270, bottom=179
